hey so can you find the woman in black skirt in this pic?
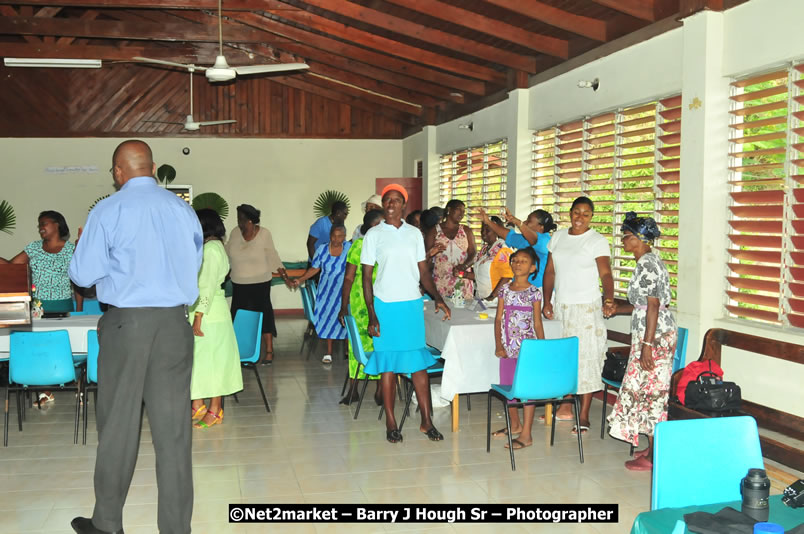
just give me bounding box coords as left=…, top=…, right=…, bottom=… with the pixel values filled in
left=225, top=204, right=292, bottom=364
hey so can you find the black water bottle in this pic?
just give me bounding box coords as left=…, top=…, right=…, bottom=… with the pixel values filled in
left=742, top=468, right=770, bottom=522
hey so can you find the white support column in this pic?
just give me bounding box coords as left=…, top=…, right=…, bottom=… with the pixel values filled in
left=676, top=11, right=731, bottom=357
left=421, top=125, right=439, bottom=208
left=506, top=88, right=532, bottom=219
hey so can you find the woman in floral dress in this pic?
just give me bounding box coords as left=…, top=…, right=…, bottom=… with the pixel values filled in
left=425, top=199, right=476, bottom=300
left=606, top=212, right=677, bottom=471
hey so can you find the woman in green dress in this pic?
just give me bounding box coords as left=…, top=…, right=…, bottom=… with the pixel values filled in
left=338, top=209, right=384, bottom=405
left=190, top=209, right=244, bottom=429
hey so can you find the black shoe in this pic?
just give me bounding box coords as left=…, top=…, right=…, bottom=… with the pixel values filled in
left=386, top=428, right=403, bottom=443
left=71, top=517, right=124, bottom=534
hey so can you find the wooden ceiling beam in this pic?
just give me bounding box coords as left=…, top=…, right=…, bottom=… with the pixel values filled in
left=240, top=42, right=440, bottom=109
left=251, top=6, right=506, bottom=83
left=483, top=0, right=609, bottom=42
left=0, top=0, right=290, bottom=9
left=679, top=0, right=726, bottom=17
left=589, top=0, right=679, bottom=21
left=58, top=9, right=98, bottom=45
left=383, top=0, right=569, bottom=58
left=293, top=0, right=544, bottom=69
left=172, top=9, right=464, bottom=103
left=0, top=6, right=41, bottom=44
left=232, top=12, right=486, bottom=96
left=33, top=6, right=62, bottom=17
left=272, top=75, right=419, bottom=125
left=0, top=15, right=292, bottom=44
left=0, top=42, right=206, bottom=62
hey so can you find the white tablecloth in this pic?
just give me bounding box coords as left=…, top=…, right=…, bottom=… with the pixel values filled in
left=423, top=301, right=562, bottom=401
left=0, top=315, right=101, bottom=355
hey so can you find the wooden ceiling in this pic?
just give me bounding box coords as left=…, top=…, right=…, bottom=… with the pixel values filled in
left=0, top=0, right=745, bottom=138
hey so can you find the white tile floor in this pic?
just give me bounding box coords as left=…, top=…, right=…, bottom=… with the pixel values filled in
left=1, top=318, right=653, bottom=533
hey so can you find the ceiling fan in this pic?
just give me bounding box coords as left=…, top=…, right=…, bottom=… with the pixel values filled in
left=143, top=67, right=236, bottom=131
left=134, top=0, right=308, bottom=82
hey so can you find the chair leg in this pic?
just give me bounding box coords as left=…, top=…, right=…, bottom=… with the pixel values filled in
left=600, top=384, right=608, bottom=440
left=74, top=386, right=80, bottom=445
left=573, top=395, right=584, bottom=464
left=3, top=386, right=9, bottom=447
left=251, top=365, right=271, bottom=413
left=465, top=394, right=471, bottom=411
left=16, top=390, right=23, bottom=431
left=233, top=393, right=239, bottom=404
left=399, top=380, right=414, bottom=432
left=629, top=444, right=635, bottom=457
left=550, top=401, right=557, bottom=446
left=82, top=386, right=89, bottom=446
left=340, top=369, right=350, bottom=397
left=486, top=392, right=493, bottom=453
left=504, top=399, right=515, bottom=471
left=353, top=377, right=370, bottom=420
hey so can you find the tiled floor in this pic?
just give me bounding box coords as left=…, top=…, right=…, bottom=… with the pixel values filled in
left=1, top=318, right=653, bottom=534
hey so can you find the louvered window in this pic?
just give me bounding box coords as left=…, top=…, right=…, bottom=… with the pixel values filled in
left=531, top=96, right=681, bottom=302
left=439, top=140, right=507, bottom=239
left=726, top=64, right=804, bottom=327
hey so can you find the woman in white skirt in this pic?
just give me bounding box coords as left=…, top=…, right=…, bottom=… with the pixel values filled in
left=542, top=196, right=615, bottom=435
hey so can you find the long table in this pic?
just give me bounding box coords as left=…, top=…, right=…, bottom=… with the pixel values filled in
left=423, top=301, right=562, bottom=432
left=0, top=315, right=101, bottom=356
left=630, top=495, right=804, bottom=533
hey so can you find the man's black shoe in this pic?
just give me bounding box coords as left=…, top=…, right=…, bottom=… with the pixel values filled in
left=71, top=517, right=124, bottom=534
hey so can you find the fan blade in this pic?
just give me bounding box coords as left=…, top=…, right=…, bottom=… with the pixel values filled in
left=142, top=120, right=185, bottom=125
left=233, top=63, right=309, bottom=75
left=196, top=120, right=237, bottom=127
left=133, top=56, right=206, bottom=71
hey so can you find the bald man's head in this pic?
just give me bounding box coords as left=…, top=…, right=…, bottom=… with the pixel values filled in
left=111, top=140, right=156, bottom=188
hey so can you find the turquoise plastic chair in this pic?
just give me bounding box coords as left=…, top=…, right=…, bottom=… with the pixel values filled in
left=652, top=416, right=763, bottom=510
left=5, top=330, right=80, bottom=446
left=233, top=310, right=270, bottom=413
left=600, top=326, right=689, bottom=441
left=486, top=337, right=581, bottom=470
left=343, top=314, right=376, bottom=419
left=396, top=352, right=444, bottom=431
left=81, top=330, right=99, bottom=445
left=300, top=284, right=318, bottom=355
left=80, top=299, right=103, bottom=315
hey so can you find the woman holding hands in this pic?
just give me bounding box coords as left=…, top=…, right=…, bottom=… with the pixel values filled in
left=542, top=196, right=614, bottom=434
left=606, top=213, right=676, bottom=471
left=361, top=184, right=450, bottom=444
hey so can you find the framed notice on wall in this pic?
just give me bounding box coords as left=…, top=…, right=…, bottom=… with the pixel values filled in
left=166, top=185, right=192, bottom=204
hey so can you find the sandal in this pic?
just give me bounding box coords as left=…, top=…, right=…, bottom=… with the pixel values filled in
left=504, top=438, right=532, bottom=450
left=539, top=413, right=574, bottom=422
left=571, top=424, right=590, bottom=435
left=260, top=352, right=273, bottom=365
left=194, top=409, right=223, bottom=429
left=386, top=429, right=403, bottom=443
left=191, top=404, right=207, bottom=421
left=491, top=427, right=516, bottom=438
left=321, top=354, right=333, bottom=364
left=625, top=456, right=653, bottom=471
left=422, top=426, right=444, bottom=441
left=37, top=392, right=55, bottom=408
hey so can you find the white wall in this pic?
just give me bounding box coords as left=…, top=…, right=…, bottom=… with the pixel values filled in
left=402, top=0, right=804, bottom=415
left=0, top=137, right=402, bottom=309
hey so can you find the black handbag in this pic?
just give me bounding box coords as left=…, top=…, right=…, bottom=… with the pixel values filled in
left=602, top=350, right=628, bottom=383
left=684, top=367, right=742, bottom=413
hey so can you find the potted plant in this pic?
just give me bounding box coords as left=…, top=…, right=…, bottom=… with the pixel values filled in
left=313, top=190, right=350, bottom=218
left=0, top=200, right=16, bottom=235
left=192, top=192, right=229, bottom=220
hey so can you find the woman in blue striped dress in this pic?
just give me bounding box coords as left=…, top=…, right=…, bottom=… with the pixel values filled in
left=292, top=225, right=351, bottom=363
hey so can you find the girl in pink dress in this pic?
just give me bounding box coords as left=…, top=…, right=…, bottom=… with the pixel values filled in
left=492, top=248, right=545, bottom=450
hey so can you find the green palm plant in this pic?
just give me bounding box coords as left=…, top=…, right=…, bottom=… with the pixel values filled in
left=192, top=192, right=229, bottom=220
left=156, top=164, right=176, bottom=185
left=313, top=190, right=350, bottom=218
left=0, top=200, right=16, bottom=235
left=89, top=195, right=110, bottom=212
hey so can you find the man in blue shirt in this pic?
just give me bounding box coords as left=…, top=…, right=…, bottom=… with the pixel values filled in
left=306, top=200, right=348, bottom=259
left=68, top=140, right=203, bottom=534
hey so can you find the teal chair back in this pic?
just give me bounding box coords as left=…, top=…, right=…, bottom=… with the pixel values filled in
left=652, top=416, right=764, bottom=510
left=9, top=330, right=75, bottom=386
left=344, top=315, right=370, bottom=367
left=301, top=286, right=315, bottom=323
left=82, top=299, right=103, bottom=315
left=672, top=327, right=689, bottom=374
left=233, top=310, right=262, bottom=364
left=511, top=337, right=579, bottom=400
left=87, top=330, right=99, bottom=384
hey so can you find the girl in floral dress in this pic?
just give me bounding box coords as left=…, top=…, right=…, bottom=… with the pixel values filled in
left=605, top=212, right=676, bottom=471
left=492, top=248, right=545, bottom=450
left=425, top=199, right=476, bottom=300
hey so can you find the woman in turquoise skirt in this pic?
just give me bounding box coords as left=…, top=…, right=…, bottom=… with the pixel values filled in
left=338, top=209, right=384, bottom=405
left=361, top=185, right=451, bottom=444
left=190, top=209, right=244, bottom=429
